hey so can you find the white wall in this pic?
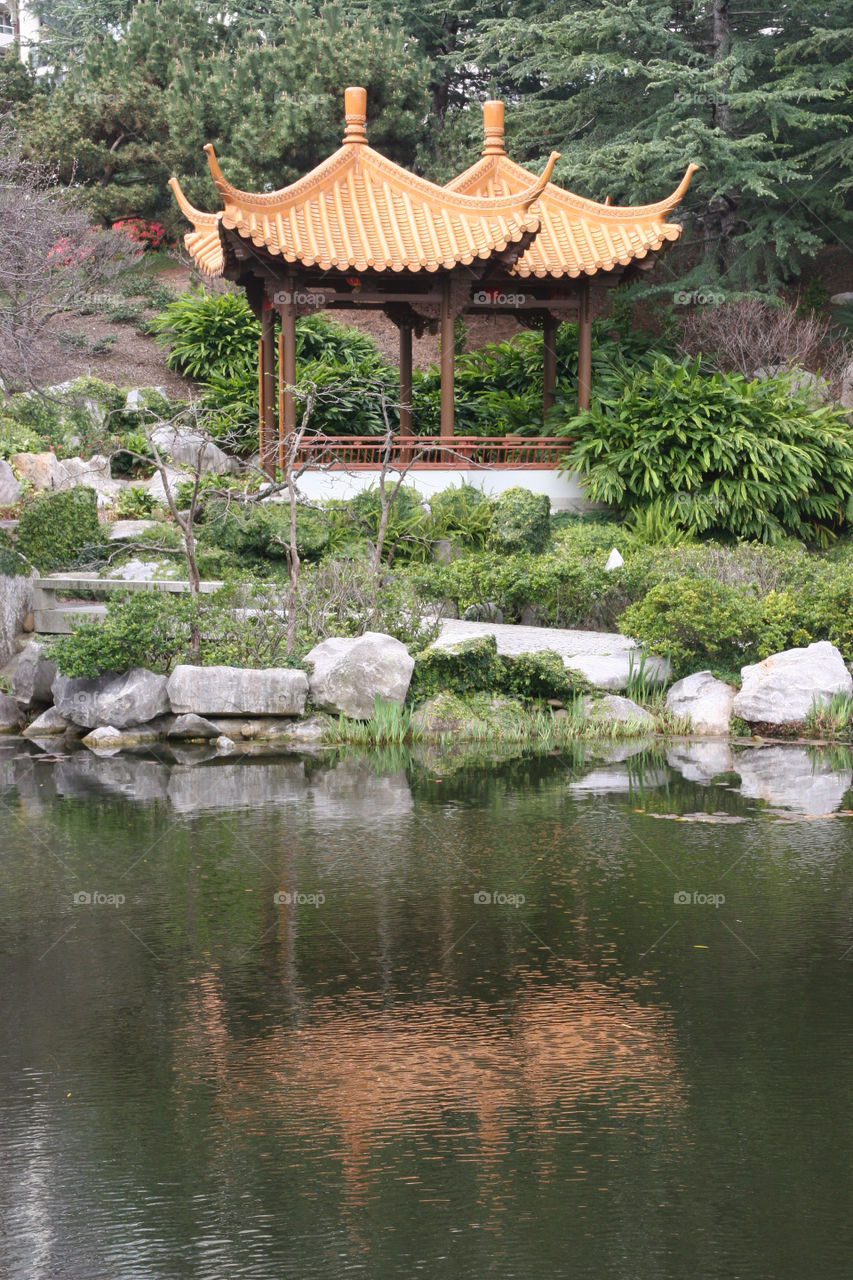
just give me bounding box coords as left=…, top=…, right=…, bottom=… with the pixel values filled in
left=295, top=467, right=593, bottom=512
left=0, top=2, right=41, bottom=61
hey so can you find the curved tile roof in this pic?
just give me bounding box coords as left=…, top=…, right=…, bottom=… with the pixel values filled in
left=446, top=101, right=698, bottom=278
left=170, top=87, right=559, bottom=278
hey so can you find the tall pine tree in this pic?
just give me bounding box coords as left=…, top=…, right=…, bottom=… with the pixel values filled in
left=470, top=0, right=853, bottom=289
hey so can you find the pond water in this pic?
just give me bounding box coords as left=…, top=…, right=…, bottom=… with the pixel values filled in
left=1, top=735, right=853, bottom=1280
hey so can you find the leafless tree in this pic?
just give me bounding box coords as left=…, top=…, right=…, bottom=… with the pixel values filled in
left=371, top=393, right=434, bottom=572
left=677, top=297, right=851, bottom=397
left=0, top=120, right=137, bottom=392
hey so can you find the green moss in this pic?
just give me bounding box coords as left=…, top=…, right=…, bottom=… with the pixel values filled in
left=410, top=691, right=531, bottom=739
left=409, top=636, right=504, bottom=703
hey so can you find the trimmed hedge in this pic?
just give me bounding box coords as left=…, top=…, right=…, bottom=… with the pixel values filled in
left=487, top=487, right=551, bottom=555
left=15, top=486, right=106, bottom=571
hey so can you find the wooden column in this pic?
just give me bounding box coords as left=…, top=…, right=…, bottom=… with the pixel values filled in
left=439, top=277, right=455, bottom=442
left=399, top=322, right=413, bottom=436
left=279, top=291, right=297, bottom=470
left=257, top=336, right=265, bottom=467
left=260, top=303, right=276, bottom=476
left=542, top=311, right=557, bottom=426
left=577, top=280, right=592, bottom=412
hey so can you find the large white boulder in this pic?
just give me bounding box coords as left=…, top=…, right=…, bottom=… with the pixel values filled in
left=8, top=451, right=119, bottom=497
left=144, top=465, right=187, bottom=507
left=666, top=670, right=735, bottom=734
left=733, top=641, right=852, bottom=726
left=0, top=458, right=22, bottom=505
left=150, top=425, right=239, bottom=476
left=305, top=631, right=415, bottom=719
left=10, top=451, right=60, bottom=490
left=167, top=665, right=308, bottom=717
left=0, top=567, right=36, bottom=666
left=52, top=666, right=171, bottom=728
left=22, top=706, right=70, bottom=736
left=12, top=640, right=57, bottom=708
left=0, top=690, right=23, bottom=732
left=585, top=693, right=655, bottom=729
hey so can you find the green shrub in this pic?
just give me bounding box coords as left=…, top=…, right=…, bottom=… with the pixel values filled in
left=201, top=501, right=347, bottom=567
left=798, top=566, right=853, bottom=660
left=150, top=289, right=260, bottom=380
left=115, top=487, right=155, bottom=518
left=346, top=485, right=431, bottom=562
left=500, top=650, right=590, bottom=700
left=0, top=415, right=42, bottom=459
left=153, top=300, right=399, bottom=443
left=15, top=486, right=106, bottom=571
left=560, top=355, right=853, bottom=544
left=410, top=638, right=590, bottom=705
left=427, top=483, right=492, bottom=551
left=618, top=577, right=807, bottom=676
left=409, top=636, right=504, bottom=703
left=488, top=487, right=551, bottom=555
left=0, top=534, right=29, bottom=576
left=48, top=590, right=196, bottom=676
left=551, top=516, right=628, bottom=557
left=416, top=549, right=616, bottom=628
left=411, top=320, right=663, bottom=436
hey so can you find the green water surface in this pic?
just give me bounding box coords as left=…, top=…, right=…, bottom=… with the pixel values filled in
left=1, top=737, right=852, bottom=1279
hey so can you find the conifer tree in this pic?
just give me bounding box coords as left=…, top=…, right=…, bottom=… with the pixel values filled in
left=470, top=0, right=853, bottom=289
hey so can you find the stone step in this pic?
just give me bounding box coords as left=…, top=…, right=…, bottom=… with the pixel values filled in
left=33, top=603, right=108, bottom=634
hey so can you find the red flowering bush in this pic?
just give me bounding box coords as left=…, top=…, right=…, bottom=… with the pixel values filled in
left=112, top=217, right=170, bottom=251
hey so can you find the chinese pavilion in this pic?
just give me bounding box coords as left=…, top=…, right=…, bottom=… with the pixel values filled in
left=170, top=87, right=696, bottom=475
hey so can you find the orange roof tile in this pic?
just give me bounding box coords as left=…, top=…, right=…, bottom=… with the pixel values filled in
left=170, top=87, right=560, bottom=278
left=446, top=101, right=698, bottom=278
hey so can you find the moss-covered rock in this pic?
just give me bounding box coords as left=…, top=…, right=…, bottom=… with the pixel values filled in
left=409, top=636, right=504, bottom=704
left=410, top=691, right=527, bottom=739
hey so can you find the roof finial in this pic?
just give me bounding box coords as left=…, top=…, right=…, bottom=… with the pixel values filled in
left=344, top=86, right=368, bottom=145
left=482, top=100, right=506, bottom=156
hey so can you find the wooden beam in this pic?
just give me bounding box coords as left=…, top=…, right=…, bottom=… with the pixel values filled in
left=399, top=322, right=413, bottom=436
left=439, top=277, right=455, bottom=441
left=542, top=311, right=557, bottom=426
left=577, top=280, right=592, bottom=411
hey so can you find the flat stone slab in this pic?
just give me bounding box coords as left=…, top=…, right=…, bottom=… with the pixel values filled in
left=436, top=619, right=668, bottom=690
left=108, top=520, right=160, bottom=541
left=167, top=664, right=309, bottom=717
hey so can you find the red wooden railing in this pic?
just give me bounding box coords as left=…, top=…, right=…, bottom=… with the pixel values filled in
left=291, top=435, right=573, bottom=470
